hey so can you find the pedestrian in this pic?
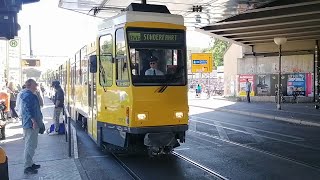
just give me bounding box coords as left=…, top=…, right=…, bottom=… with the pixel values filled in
left=20, top=79, right=44, bottom=174
left=40, top=83, right=46, bottom=95
left=196, top=84, right=202, bottom=97
left=7, top=82, right=19, bottom=120
left=15, top=85, right=26, bottom=120
left=49, top=81, right=64, bottom=135
left=245, top=79, right=252, bottom=103
left=35, top=88, right=44, bottom=108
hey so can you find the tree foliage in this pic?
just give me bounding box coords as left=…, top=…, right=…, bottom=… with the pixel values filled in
left=203, top=39, right=230, bottom=67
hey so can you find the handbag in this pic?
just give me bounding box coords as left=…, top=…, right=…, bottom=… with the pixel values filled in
left=39, top=122, right=45, bottom=134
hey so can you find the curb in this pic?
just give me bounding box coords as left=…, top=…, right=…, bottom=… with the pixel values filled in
left=190, top=105, right=320, bottom=127
left=71, top=124, right=78, bottom=159
left=70, top=123, right=90, bottom=180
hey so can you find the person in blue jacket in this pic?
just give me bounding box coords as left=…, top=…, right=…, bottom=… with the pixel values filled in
left=20, top=79, right=44, bottom=174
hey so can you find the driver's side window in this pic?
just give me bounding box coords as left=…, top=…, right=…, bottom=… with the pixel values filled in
left=99, top=34, right=113, bottom=87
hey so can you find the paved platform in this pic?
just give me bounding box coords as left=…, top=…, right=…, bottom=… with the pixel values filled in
left=189, top=92, right=320, bottom=127
left=0, top=98, right=82, bottom=180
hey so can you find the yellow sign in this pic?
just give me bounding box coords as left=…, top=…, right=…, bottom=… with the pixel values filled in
left=21, top=59, right=41, bottom=67
left=191, top=53, right=214, bottom=73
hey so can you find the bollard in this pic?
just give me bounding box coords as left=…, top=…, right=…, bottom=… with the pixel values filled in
left=0, top=147, right=9, bottom=180
left=65, top=114, right=68, bottom=143
left=68, top=116, right=71, bottom=157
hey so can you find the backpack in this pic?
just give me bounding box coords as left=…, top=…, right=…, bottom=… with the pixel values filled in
left=47, top=123, right=65, bottom=134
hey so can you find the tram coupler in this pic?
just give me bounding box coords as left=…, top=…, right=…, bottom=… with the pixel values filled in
left=144, top=132, right=180, bottom=156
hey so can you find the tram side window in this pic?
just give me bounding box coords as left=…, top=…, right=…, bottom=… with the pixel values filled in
left=81, top=47, right=88, bottom=85
left=71, top=63, right=76, bottom=96
left=75, top=51, right=82, bottom=85
left=99, top=34, right=113, bottom=87
left=116, top=28, right=129, bottom=87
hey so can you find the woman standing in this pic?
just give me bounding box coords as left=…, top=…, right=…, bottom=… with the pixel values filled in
left=7, top=82, right=19, bottom=120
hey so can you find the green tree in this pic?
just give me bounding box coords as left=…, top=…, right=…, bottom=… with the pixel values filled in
left=203, top=39, right=230, bottom=67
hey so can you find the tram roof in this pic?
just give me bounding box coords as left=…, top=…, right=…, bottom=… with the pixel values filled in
left=98, top=11, right=184, bottom=31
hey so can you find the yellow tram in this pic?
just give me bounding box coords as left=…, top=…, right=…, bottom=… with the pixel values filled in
left=54, top=3, right=189, bottom=155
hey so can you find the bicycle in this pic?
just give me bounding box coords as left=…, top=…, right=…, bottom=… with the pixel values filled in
left=291, top=91, right=301, bottom=103
left=206, top=89, right=212, bottom=99
left=275, top=90, right=286, bottom=103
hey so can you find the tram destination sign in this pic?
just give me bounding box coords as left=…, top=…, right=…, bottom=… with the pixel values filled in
left=128, top=31, right=184, bottom=44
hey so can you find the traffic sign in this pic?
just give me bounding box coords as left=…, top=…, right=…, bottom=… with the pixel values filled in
left=7, top=37, right=21, bottom=84
left=191, top=53, right=214, bottom=73
left=9, top=40, right=18, bottom=47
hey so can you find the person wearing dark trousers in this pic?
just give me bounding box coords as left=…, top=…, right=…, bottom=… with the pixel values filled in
left=7, top=82, right=18, bottom=120
left=245, top=79, right=252, bottom=103
left=49, top=81, right=64, bottom=135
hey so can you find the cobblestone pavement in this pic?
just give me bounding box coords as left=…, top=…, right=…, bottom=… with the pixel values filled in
left=0, top=98, right=82, bottom=180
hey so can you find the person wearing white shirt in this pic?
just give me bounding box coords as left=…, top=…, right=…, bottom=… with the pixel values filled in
left=145, top=58, right=164, bottom=76
left=245, top=79, right=252, bottom=103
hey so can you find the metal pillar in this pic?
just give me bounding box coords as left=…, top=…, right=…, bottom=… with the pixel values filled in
left=207, top=72, right=210, bottom=91
left=315, top=40, right=320, bottom=109
left=68, top=116, right=71, bottom=157
left=29, top=25, right=33, bottom=57
left=277, top=45, right=282, bottom=110
left=314, top=41, right=318, bottom=102
left=141, top=0, right=146, bottom=4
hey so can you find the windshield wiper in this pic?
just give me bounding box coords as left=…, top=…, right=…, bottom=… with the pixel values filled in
left=157, top=66, right=185, bottom=93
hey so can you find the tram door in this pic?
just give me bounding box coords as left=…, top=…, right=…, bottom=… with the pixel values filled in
left=88, top=63, right=97, bottom=139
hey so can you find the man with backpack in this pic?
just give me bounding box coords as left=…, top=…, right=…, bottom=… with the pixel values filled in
left=49, top=81, right=64, bottom=135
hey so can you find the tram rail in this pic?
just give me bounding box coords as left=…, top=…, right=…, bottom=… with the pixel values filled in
left=172, top=152, right=229, bottom=180
left=112, top=153, right=142, bottom=180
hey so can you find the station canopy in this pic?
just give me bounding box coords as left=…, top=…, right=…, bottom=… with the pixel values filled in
left=58, top=0, right=274, bottom=27
left=199, top=0, right=320, bottom=46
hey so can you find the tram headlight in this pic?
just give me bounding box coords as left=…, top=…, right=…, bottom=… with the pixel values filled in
left=137, top=114, right=147, bottom=120
left=175, top=112, right=184, bottom=119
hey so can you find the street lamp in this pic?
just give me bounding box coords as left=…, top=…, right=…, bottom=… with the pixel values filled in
left=274, top=37, right=287, bottom=110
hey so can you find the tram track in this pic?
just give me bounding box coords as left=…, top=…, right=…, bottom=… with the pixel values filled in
left=188, top=113, right=320, bottom=171
left=188, top=129, right=320, bottom=172
left=112, top=152, right=228, bottom=180
left=172, top=151, right=229, bottom=180
left=112, top=153, right=142, bottom=180
left=190, top=117, right=320, bottom=151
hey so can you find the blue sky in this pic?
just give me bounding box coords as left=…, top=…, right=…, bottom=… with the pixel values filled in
left=18, top=0, right=211, bottom=57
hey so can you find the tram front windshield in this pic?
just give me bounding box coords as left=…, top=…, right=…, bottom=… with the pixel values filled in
left=127, top=28, right=186, bottom=86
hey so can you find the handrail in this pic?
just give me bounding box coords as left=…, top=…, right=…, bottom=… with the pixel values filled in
left=63, top=105, right=71, bottom=157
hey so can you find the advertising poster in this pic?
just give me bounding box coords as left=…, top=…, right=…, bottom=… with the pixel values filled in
left=306, top=73, right=313, bottom=97
left=256, top=74, right=271, bottom=96
left=287, top=73, right=306, bottom=96
left=239, top=75, right=254, bottom=96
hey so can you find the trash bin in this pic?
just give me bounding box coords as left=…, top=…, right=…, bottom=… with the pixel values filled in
left=0, top=146, right=9, bottom=180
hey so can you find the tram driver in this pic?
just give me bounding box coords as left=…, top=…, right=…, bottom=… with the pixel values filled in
left=145, top=57, right=164, bottom=76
